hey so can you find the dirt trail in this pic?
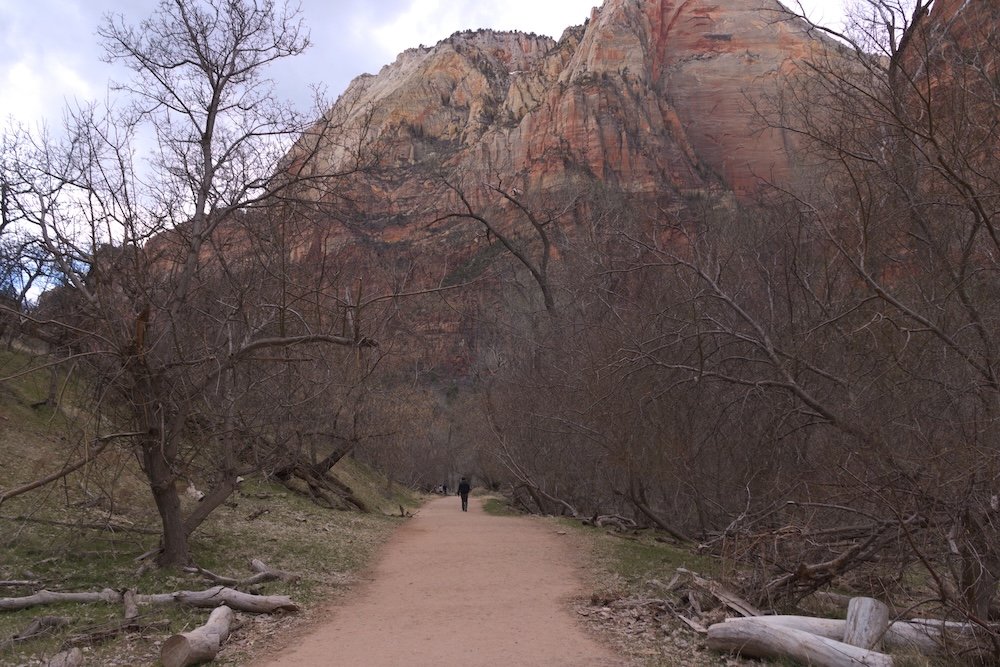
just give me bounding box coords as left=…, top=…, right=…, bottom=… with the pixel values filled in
left=255, top=495, right=628, bottom=666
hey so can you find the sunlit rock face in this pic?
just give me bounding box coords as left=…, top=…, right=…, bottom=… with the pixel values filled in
left=269, top=0, right=841, bottom=371
left=289, top=0, right=830, bottom=203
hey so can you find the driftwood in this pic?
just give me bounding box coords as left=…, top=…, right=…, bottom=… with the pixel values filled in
left=45, top=648, right=83, bottom=667
left=0, top=589, right=120, bottom=611
left=677, top=568, right=761, bottom=617
left=249, top=559, right=299, bottom=583
left=0, top=586, right=298, bottom=613
left=845, top=597, right=889, bottom=650
left=137, top=586, right=300, bottom=612
left=183, top=558, right=298, bottom=588
left=708, top=617, right=894, bottom=666
left=160, top=605, right=233, bottom=667
left=677, top=614, right=708, bottom=634
left=581, top=514, right=638, bottom=531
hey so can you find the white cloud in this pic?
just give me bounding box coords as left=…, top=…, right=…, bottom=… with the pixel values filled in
left=0, top=0, right=848, bottom=128
left=0, top=0, right=106, bottom=126
left=2, top=55, right=95, bottom=123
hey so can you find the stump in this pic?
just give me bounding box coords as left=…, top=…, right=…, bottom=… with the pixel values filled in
left=844, top=597, right=890, bottom=650
left=160, top=605, right=233, bottom=667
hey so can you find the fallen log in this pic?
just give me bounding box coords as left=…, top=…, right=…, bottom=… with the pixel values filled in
left=722, top=614, right=977, bottom=654
left=0, top=589, right=120, bottom=612
left=160, top=605, right=233, bottom=667
left=1, top=586, right=297, bottom=614
left=137, top=586, right=299, bottom=613
left=709, top=617, right=894, bottom=666
left=845, top=597, right=890, bottom=650
left=184, top=559, right=300, bottom=588
left=249, top=559, right=299, bottom=583
left=677, top=568, right=761, bottom=617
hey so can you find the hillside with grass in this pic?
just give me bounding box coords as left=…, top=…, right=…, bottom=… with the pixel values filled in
left=0, top=347, right=419, bottom=666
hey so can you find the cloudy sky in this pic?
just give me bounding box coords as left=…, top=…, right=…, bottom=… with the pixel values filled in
left=0, top=0, right=846, bottom=127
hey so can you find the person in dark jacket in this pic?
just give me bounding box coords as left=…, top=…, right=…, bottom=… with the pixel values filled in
left=457, top=477, right=471, bottom=511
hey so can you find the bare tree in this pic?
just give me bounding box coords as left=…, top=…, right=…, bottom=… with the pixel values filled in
left=1, top=0, right=380, bottom=567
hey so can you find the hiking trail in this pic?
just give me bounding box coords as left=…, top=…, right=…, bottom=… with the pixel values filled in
left=253, top=495, right=628, bottom=666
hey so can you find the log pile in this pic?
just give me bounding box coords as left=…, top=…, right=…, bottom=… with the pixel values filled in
left=579, top=567, right=990, bottom=665
left=0, top=585, right=298, bottom=613
left=706, top=596, right=987, bottom=666
left=0, top=559, right=301, bottom=666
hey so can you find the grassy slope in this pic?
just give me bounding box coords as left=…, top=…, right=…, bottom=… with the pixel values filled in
left=0, top=348, right=419, bottom=666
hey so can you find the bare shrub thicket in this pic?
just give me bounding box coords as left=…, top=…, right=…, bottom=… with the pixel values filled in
left=469, top=0, right=1000, bottom=631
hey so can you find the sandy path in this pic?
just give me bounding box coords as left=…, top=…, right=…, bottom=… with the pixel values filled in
left=255, top=496, right=627, bottom=667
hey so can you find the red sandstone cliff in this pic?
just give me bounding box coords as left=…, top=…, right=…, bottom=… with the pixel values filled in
left=269, top=0, right=846, bottom=370
left=291, top=0, right=834, bottom=203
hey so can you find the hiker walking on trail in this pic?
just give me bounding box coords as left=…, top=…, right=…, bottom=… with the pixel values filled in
left=457, top=477, right=471, bottom=511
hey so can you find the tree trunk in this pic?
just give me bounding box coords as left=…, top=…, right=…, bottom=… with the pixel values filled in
left=142, top=438, right=188, bottom=567
left=160, top=605, right=233, bottom=667
left=708, top=618, right=894, bottom=667
left=45, top=363, right=59, bottom=408
left=183, top=476, right=238, bottom=537
left=311, top=440, right=356, bottom=476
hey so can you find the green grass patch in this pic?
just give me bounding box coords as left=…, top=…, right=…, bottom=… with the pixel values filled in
left=548, top=516, right=720, bottom=602
left=332, top=456, right=419, bottom=514
left=480, top=496, right=520, bottom=516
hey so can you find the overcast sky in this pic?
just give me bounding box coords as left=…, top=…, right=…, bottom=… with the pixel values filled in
left=0, top=0, right=846, bottom=128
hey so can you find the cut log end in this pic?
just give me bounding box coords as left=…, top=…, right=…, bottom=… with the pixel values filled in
left=160, top=605, right=233, bottom=667
left=844, top=596, right=890, bottom=650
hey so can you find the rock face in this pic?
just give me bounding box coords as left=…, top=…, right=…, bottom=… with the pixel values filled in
left=272, top=0, right=842, bottom=371
left=291, top=0, right=829, bottom=202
